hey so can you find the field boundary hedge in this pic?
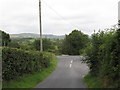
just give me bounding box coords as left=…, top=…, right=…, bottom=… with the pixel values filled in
left=83, top=29, right=120, bottom=88
left=2, top=47, right=53, bottom=81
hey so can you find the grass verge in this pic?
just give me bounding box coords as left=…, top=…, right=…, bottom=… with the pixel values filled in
left=3, top=56, right=58, bottom=88
left=84, top=73, right=105, bottom=88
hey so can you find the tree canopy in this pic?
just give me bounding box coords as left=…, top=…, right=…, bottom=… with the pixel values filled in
left=33, top=38, right=54, bottom=51
left=0, top=30, right=11, bottom=46
left=61, top=30, right=89, bottom=55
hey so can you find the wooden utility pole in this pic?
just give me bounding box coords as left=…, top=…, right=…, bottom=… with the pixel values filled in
left=39, top=0, right=43, bottom=52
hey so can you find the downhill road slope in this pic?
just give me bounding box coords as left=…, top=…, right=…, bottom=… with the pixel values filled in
left=36, top=56, right=89, bottom=88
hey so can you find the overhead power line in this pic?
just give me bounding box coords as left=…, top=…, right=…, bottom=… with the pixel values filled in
left=41, top=0, right=75, bottom=29
left=41, top=0, right=99, bottom=32
left=41, top=0, right=118, bottom=34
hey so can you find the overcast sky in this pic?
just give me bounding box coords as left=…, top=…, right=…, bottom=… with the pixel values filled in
left=0, top=0, right=119, bottom=35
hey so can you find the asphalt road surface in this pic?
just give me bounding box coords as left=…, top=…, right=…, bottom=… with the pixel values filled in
left=36, top=55, right=89, bottom=88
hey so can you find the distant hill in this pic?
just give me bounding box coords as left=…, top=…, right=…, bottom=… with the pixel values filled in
left=10, top=33, right=65, bottom=39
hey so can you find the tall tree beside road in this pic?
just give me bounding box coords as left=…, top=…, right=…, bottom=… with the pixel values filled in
left=0, top=30, right=11, bottom=46
left=61, top=30, right=89, bottom=55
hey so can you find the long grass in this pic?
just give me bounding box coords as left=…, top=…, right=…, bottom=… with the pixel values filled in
left=84, top=73, right=105, bottom=88
left=3, top=57, right=58, bottom=88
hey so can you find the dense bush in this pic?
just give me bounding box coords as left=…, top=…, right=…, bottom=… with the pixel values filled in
left=2, top=47, right=53, bottom=81
left=0, top=30, right=11, bottom=46
left=61, top=30, right=89, bottom=55
left=33, top=39, right=55, bottom=52
left=83, top=29, right=120, bottom=88
left=8, top=41, right=21, bottom=49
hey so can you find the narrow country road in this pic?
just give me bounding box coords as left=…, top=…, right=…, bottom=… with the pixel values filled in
left=36, top=56, right=89, bottom=88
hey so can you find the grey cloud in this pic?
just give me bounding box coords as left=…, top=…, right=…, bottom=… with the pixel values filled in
left=0, top=0, right=119, bottom=35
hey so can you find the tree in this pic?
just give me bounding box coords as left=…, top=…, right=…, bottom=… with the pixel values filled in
left=33, top=38, right=54, bottom=51
left=82, top=28, right=120, bottom=87
left=61, top=30, right=89, bottom=55
left=0, top=30, right=11, bottom=46
left=8, top=41, right=20, bottom=49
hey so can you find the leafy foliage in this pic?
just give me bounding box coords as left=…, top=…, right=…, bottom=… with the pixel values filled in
left=83, top=29, right=120, bottom=88
left=8, top=41, right=20, bottom=49
left=0, top=30, right=11, bottom=46
left=11, top=38, right=34, bottom=43
left=2, top=47, right=53, bottom=81
left=33, top=38, right=55, bottom=52
left=61, top=30, right=89, bottom=55
left=19, top=40, right=35, bottom=50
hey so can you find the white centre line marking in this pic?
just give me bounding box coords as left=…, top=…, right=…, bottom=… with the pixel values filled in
left=71, top=60, right=73, bottom=64
left=70, top=64, right=72, bottom=68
